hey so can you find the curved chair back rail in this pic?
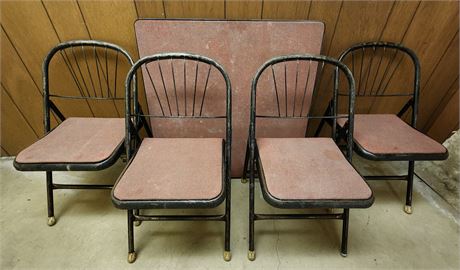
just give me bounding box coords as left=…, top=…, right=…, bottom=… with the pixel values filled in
left=333, top=42, right=446, bottom=215
left=14, top=40, right=136, bottom=227
left=338, top=41, right=420, bottom=127
left=125, top=52, right=232, bottom=168
left=43, top=40, right=136, bottom=133
left=250, top=54, right=356, bottom=160
left=245, top=55, right=371, bottom=259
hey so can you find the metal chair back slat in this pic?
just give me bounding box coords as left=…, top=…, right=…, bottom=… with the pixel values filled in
left=250, top=54, right=356, bottom=160
left=125, top=53, right=232, bottom=164
left=43, top=40, right=135, bottom=133
left=338, top=42, right=420, bottom=126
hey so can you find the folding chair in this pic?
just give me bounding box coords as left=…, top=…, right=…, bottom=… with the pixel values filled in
left=245, top=55, right=374, bottom=260
left=316, top=42, right=448, bottom=214
left=13, top=40, right=149, bottom=226
left=111, top=53, right=232, bottom=263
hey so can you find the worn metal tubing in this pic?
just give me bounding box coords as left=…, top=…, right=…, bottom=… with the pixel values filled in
left=353, top=141, right=448, bottom=161
left=255, top=213, right=343, bottom=220
left=128, top=210, right=135, bottom=253
left=52, top=184, right=112, bottom=190
left=248, top=54, right=366, bottom=256
left=46, top=171, right=54, bottom=218
left=13, top=142, right=124, bottom=171
left=134, top=214, right=225, bottom=221
left=364, top=175, right=408, bottom=180
left=42, top=40, right=135, bottom=134
left=406, top=161, right=415, bottom=206
left=341, top=209, right=349, bottom=255
left=256, top=156, right=374, bottom=209
left=114, top=52, right=233, bottom=261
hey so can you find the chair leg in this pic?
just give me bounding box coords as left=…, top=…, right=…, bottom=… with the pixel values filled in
left=223, top=179, right=232, bottom=262
left=340, top=208, right=349, bottom=257
left=404, top=161, right=415, bottom=214
left=46, top=171, right=56, bottom=226
left=127, top=210, right=136, bottom=263
left=134, top=209, right=142, bottom=226
left=248, top=159, right=256, bottom=261
left=241, top=142, right=250, bottom=183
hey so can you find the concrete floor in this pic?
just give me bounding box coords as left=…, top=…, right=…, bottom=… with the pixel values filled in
left=0, top=157, right=459, bottom=269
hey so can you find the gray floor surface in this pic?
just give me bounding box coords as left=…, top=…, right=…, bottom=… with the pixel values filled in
left=0, top=157, right=459, bottom=269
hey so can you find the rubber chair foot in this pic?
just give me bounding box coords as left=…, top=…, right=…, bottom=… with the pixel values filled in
left=404, top=205, right=412, bottom=214
left=128, top=252, right=137, bottom=263
left=248, top=250, right=256, bottom=261
left=223, top=251, right=232, bottom=261
left=47, top=216, right=56, bottom=226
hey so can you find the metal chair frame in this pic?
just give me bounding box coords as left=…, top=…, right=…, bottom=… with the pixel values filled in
left=13, top=40, right=151, bottom=226
left=315, top=42, right=447, bottom=214
left=111, top=53, right=232, bottom=263
left=246, top=55, right=373, bottom=261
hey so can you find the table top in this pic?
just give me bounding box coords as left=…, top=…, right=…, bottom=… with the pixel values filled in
left=135, top=19, right=324, bottom=176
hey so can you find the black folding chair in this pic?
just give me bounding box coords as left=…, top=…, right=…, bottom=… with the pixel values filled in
left=13, top=40, right=150, bottom=226
left=111, top=53, right=232, bottom=263
left=245, top=55, right=374, bottom=260
left=316, top=42, right=448, bottom=214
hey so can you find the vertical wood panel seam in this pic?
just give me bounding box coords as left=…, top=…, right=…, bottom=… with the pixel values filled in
left=306, top=0, right=312, bottom=19
left=224, top=0, right=227, bottom=19
left=260, top=0, right=264, bottom=19
left=133, top=0, right=139, bottom=18
left=420, top=30, right=458, bottom=92
left=398, top=1, right=421, bottom=43
left=325, top=0, right=344, bottom=56
left=162, top=0, right=167, bottom=18
left=376, top=1, right=396, bottom=41
left=403, top=2, right=455, bottom=95
left=76, top=0, right=94, bottom=39
left=1, top=145, right=11, bottom=156
left=1, top=82, right=40, bottom=138
left=41, top=1, right=62, bottom=41
left=423, top=76, right=459, bottom=132
left=1, top=22, right=59, bottom=129
left=40, top=0, right=69, bottom=121
left=1, top=25, right=43, bottom=96
left=42, top=0, right=99, bottom=118
left=363, top=1, right=398, bottom=115
left=426, top=89, right=459, bottom=136
left=305, top=0, right=311, bottom=20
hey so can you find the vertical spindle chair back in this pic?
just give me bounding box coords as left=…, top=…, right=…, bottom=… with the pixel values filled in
left=245, top=54, right=373, bottom=261
left=316, top=42, right=447, bottom=215
left=43, top=40, right=137, bottom=131
left=14, top=40, right=138, bottom=227
left=338, top=42, right=420, bottom=124
left=242, top=54, right=356, bottom=181
left=125, top=53, right=232, bottom=160
left=113, top=53, right=232, bottom=263
left=251, top=55, right=355, bottom=150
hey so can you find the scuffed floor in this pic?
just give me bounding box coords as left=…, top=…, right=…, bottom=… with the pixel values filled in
left=416, top=131, right=459, bottom=212
left=0, top=157, right=459, bottom=269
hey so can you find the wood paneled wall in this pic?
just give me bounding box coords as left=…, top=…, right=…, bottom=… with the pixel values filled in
left=1, top=0, right=458, bottom=156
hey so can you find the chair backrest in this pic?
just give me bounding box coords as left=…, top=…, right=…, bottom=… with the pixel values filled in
left=338, top=42, right=420, bottom=127
left=135, top=20, right=325, bottom=176
left=125, top=52, right=232, bottom=160
left=43, top=40, right=135, bottom=133
left=250, top=55, right=356, bottom=160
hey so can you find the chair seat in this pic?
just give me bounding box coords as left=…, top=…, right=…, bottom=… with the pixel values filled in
left=112, top=138, right=224, bottom=209
left=256, top=138, right=373, bottom=208
left=337, top=114, right=448, bottom=160
left=14, top=117, right=125, bottom=170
